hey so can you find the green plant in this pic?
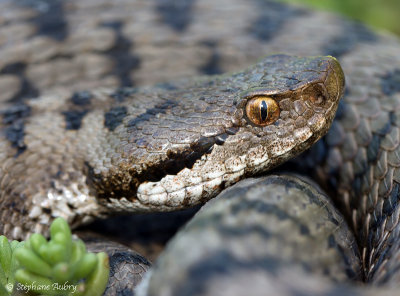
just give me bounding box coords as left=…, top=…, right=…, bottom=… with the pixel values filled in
left=0, top=236, right=24, bottom=295
left=0, top=218, right=109, bottom=296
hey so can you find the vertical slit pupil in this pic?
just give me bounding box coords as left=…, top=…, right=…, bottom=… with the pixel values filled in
left=260, top=100, right=268, bottom=121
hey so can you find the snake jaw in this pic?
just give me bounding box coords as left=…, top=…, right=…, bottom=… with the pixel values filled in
left=0, top=51, right=344, bottom=226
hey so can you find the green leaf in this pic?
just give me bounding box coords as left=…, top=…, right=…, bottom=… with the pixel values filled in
left=29, top=233, right=47, bottom=256
left=0, top=284, right=9, bottom=296
left=10, top=240, right=24, bottom=251
left=9, top=241, right=24, bottom=285
left=53, top=262, right=72, bottom=283
left=82, top=252, right=109, bottom=296
left=72, top=253, right=97, bottom=281
left=46, top=241, right=67, bottom=265
left=52, top=232, right=71, bottom=261
left=0, top=236, right=11, bottom=276
left=15, top=269, right=55, bottom=295
left=50, top=218, right=71, bottom=242
left=0, top=264, right=7, bottom=288
left=14, top=248, right=53, bottom=278
left=70, top=240, right=86, bottom=265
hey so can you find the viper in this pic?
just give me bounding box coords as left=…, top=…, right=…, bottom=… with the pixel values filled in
left=1, top=0, right=400, bottom=295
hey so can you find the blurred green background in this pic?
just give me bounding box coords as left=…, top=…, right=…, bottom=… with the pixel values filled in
left=278, top=0, right=400, bottom=36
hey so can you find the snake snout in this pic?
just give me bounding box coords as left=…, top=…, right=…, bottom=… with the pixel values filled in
left=294, top=56, right=345, bottom=137
left=303, top=56, right=345, bottom=108
left=326, top=57, right=346, bottom=103
left=312, top=56, right=345, bottom=132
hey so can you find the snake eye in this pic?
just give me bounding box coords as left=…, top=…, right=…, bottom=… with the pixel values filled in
left=245, top=96, right=280, bottom=126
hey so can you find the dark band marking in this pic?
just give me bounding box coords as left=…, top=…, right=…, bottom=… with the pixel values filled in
left=198, top=40, right=223, bottom=75
left=366, top=112, right=395, bottom=164
left=21, top=0, right=68, bottom=41
left=366, top=136, right=380, bottom=164
left=62, top=110, right=88, bottom=130
left=382, top=182, right=399, bottom=217
left=251, top=176, right=345, bottom=230
left=1, top=105, right=31, bottom=125
left=5, top=122, right=26, bottom=157
left=381, top=69, right=400, bottom=96
left=229, top=196, right=314, bottom=237
left=104, top=106, right=128, bottom=131
left=70, top=91, right=92, bottom=106
left=376, top=113, right=394, bottom=137
left=322, top=22, right=377, bottom=57
left=174, top=251, right=282, bottom=296
left=155, top=82, right=179, bottom=91
left=230, top=198, right=289, bottom=219
left=300, top=224, right=310, bottom=235
left=249, top=1, right=307, bottom=41
left=1, top=104, right=31, bottom=156
left=126, top=100, right=177, bottom=128
left=111, top=88, right=138, bottom=102
left=0, top=62, right=39, bottom=102
left=328, top=234, right=360, bottom=280
left=59, top=94, right=91, bottom=134
left=366, top=181, right=400, bottom=264
left=101, top=22, right=140, bottom=87
left=155, top=0, right=196, bottom=32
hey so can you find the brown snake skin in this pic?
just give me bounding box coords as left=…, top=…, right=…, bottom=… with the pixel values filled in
left=1, top=0, right=400, bottom=295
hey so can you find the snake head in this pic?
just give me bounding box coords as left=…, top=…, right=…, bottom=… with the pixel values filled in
left=92, top=55, right=344, bottom=211
left=232, top=54, right=345, bottom=165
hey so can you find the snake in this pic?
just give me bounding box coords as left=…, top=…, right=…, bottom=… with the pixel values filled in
left=1, top=0, right=400, bottom=295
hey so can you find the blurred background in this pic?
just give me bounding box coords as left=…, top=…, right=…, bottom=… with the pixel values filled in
left=279, top=0, right=400, bottom=36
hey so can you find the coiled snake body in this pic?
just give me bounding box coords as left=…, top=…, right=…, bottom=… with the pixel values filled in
left=1, top=0, right=400, bottom=295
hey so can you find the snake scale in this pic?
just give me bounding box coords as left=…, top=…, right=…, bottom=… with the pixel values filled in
left=1, top=0, right=400, bottom=295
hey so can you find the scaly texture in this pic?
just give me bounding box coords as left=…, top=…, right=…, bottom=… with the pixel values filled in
left=0, top=53, right=343, bottom=238
left=84, top=240, right=151, bottom=295
left=137, top=176, right=398, bottom=295
left=1, top=0, right=400, bottom=294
